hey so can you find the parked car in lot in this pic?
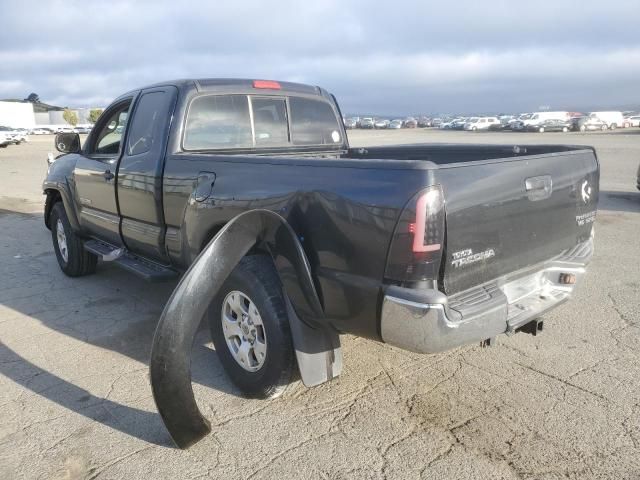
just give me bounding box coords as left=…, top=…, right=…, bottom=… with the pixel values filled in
left=626, top=116, right=640, bottom=127
left=56, top=127, right=75, bottom=133
left=360, top=117, right=375, bottom=129
left=403, top=117, right=418, bottom=128
left=11, top=128, right=30, bottom=143
left=32, top=128, right=52, bottom=135
left=431, top=118, right=443, bottom=128
left=374, top=119, right=390, bottom=129
left=588, top=111, right=625, bottom=129
left=572, top=116, right=608, bottom=132
left=526, top=119, right=571, bottom=133
left=73, top=126, right=92, bottom=134
left=344, top=117, right=357, bottom=129
left=0, top=126, right=25, bottom=144
left=464, top=117, right=500, bottom=131
left=489, top=116, right=515, bottom=131
left=449, top=118, right=467, bottom=130
left=440, top=118, right=464, bottom=129
left=44, top=78, right=599, bottom=449
left=417, top=117, right=431, bottom=128
left=0, top=131, right=11, bottom=148
left=389, top=119, right=403, bottom=129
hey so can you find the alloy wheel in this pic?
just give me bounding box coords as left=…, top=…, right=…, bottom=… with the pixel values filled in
left=221, top=290, right=267, bottom=372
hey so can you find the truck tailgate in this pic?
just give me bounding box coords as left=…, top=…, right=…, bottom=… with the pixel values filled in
left=436, top=149, right=599, bottom=295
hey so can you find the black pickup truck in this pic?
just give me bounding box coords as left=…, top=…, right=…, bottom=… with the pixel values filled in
left=44, top=78, right=598, bottom=447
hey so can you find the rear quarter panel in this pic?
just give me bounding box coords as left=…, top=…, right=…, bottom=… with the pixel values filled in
left=162, top=154, right=434, bottom=338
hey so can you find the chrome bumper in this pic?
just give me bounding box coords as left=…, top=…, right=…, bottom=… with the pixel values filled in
left=381, top=238, right=593, bottom=354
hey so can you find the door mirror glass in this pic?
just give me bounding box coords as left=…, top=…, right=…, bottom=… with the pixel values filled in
left=55, top=132, right=81, bottom=153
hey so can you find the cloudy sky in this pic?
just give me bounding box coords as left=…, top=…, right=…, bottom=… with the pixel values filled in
left=1, top=0, right=638, bottom=115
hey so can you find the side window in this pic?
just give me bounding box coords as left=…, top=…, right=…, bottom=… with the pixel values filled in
left=184, top=95, right=252, bottom=150
left=126, top=91, right=169, bottom=156
left=92, top=103, right=130, bottom=155
left=289, top=97, right=342, bottom=145
left=251, top=97, right=288, bottom=146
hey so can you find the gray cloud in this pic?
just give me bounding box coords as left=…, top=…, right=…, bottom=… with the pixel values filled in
left=0, top=0, right=637, bottom=114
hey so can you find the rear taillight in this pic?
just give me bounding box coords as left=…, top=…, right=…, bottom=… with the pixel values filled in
left=410, top=188, right=444, bottom=253
left=385, top=185, right=445, bottom=283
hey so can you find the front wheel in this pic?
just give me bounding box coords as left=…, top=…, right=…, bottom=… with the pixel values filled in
left=601, top=124, right=608, bottom=131
left=562, top=127, right=568, bottom=132
left=208, top=255, right=296, bottom=398
left=610, top=123, right=617, bottom=130
left=539, top=127, right=545, bottom=133
left=50, top=202, right=97, bottom=276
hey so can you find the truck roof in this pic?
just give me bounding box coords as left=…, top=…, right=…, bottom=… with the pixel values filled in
left=124, top=78, right=327, bottom=98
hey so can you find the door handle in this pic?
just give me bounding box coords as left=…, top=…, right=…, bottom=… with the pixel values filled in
left=103, top=170, right=115, bottom=181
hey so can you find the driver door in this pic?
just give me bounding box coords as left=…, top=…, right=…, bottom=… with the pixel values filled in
left=74, top=97, right=133, bottom=245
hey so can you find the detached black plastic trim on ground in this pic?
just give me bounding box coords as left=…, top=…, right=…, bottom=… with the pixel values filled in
left=149, top=209, right=324, bottom=448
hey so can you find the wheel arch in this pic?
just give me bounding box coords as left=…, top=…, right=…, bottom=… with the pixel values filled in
left=150, top=209, right=341, bottom=449
left=43, top=183, right=80, bottom=232
left=44, top=189, right=62, bottom=230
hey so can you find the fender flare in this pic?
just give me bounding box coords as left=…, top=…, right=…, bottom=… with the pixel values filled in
left=43, top=181, right=80, bottom=232
left=150, top=209, right=341, bottom=449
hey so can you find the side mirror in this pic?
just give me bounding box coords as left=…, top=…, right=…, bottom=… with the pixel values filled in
left=55, top=132, right=81, bottom=153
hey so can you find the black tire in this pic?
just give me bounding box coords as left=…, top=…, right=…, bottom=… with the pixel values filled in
left=208, top=255, right=296, bottom=398
left=50, top=202, right=97, bottom=276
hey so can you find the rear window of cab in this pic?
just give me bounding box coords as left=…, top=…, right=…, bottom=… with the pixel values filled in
left=183, top=94, right=343, bottom=150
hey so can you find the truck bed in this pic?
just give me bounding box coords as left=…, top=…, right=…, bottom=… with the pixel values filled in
left=350, top=143, right=599, bottom=294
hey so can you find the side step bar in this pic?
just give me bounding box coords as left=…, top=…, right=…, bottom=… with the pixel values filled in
left=84, top=239, right=178, bottom=282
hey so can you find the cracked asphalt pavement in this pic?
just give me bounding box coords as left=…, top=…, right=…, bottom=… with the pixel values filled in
left=1, top=130, right=639, bottom=479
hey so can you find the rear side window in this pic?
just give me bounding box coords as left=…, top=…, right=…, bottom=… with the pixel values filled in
left=183, top=94, right=342, bottom=150
left=252, top=97, right=288, bottom=146
left=184, top=95, right=252, bottom=150
left=289, top=97, right=342, bottom=145
left=127, top=91, right=169, bottom=156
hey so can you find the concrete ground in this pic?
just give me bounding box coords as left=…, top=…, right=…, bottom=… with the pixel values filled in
left=1, top=129, right=639, bottom=479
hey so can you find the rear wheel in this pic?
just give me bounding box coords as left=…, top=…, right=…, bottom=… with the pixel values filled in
left=562, top=127, right=568, bottom=133
left=610, top=123, right=617, bottom=130
left=208, top=255, right=296, bottom=398
left=580, top=125, right=586, bottom=132
left=539, top=127, right=545, bottom=133
left=50, top=202, right=97, bottom=276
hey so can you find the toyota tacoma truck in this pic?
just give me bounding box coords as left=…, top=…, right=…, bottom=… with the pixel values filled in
left=43, top=78, right=598, bottom=447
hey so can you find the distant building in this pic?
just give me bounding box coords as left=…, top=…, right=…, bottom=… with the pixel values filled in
left=0, top=101, right=36, bottom=128
left=0, top=100, right=104, bottom=128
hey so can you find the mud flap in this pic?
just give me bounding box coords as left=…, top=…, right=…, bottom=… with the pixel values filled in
left=150, top=209, right=340, bottom=448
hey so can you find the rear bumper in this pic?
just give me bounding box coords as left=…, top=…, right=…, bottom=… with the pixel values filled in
left=380, top=238, right=593, bottom=354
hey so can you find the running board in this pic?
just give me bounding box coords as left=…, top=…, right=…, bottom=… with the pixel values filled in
left=84, top=239, right=178, bottom=282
